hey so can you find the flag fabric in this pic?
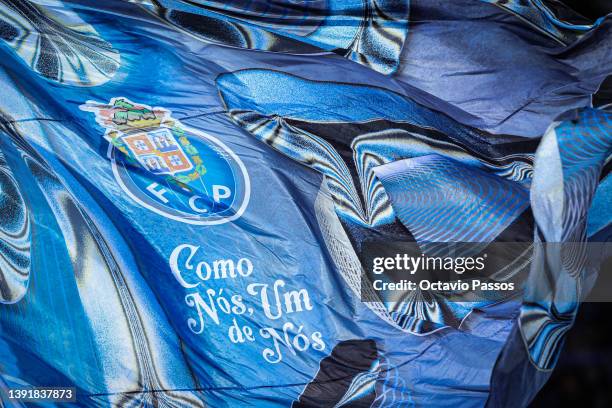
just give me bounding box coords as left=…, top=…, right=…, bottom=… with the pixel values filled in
left=0, top=1, right=611, bottom=407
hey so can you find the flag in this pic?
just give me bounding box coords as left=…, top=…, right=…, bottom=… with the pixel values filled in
left=0, top=1, right=610, bottom=407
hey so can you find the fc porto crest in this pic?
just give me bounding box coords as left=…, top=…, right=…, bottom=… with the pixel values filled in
left=81, top=97, right=250, bottom=225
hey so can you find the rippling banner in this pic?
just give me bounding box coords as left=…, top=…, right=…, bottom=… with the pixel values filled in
left=0, top=0, right=611, bottom=407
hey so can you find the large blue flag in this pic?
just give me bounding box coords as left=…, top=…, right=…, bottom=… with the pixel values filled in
left=0, top=1, right=611, bottom=407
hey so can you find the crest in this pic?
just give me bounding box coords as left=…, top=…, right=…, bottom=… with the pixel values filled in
left=80, top=97, right=250, bottom=225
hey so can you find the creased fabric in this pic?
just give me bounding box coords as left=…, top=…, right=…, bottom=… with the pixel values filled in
left=0, top=0, right=610, bottom=407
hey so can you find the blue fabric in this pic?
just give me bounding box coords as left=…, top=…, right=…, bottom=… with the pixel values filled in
left=0, top=1, right=610, bottom=407
left=395, top=0, right=612, bottom=136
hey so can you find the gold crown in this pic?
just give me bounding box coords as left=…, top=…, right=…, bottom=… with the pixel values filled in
left=81, top=98, right=172, bottom=134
